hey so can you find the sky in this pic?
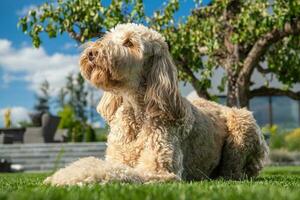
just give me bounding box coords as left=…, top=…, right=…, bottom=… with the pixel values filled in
left=0, top=0, right=211, bottom=126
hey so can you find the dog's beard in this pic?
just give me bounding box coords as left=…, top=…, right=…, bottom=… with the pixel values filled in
left=79, top=55, right=93, bottom=80
left=80, top=55, right=123, bottom=90
left=90, top=68, right=111, bottom=89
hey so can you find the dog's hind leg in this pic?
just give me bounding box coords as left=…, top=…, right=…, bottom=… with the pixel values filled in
left=217, top=108, right=268, bottom=180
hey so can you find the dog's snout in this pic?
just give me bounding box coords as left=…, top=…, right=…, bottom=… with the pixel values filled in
left=87, top=49, right=98, bottom=62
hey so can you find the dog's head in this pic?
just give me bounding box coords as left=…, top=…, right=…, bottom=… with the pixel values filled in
left=80, top=23, right=181, bottom=119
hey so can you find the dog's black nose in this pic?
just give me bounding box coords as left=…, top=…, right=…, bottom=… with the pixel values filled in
left=88, top=50, right=98, bottom=62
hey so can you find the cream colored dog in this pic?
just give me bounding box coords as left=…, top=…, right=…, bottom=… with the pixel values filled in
left=44, top=23, right=268, bottom=186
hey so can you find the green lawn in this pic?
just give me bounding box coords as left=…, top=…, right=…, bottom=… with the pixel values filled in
left=0, top=166, right=300, bottom=200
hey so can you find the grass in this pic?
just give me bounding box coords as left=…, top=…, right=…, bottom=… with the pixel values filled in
left=0, top=166, right=300, bottom=200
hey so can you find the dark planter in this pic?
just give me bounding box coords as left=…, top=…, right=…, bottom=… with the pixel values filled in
left=0, top=158, right=11, bottom=172
left=29, top=112, right=44, bottom=126
left=41, top=113, right=61, bottom=143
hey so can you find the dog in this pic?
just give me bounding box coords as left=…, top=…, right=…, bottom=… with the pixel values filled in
left=44, top=23, right=268, bottom=186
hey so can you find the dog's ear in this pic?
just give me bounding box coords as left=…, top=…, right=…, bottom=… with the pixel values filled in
left=144, top=49, right=182, bottom=119
left=97, top=92, right=122, bottom=122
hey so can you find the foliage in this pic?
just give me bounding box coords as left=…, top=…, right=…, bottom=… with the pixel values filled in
left=57, top=105, right=96, bottom=142
left=262, top=125, right=286, bottom=150
left=57, top=105, right=76, bottom=130
left=70, top=120, right=84, bottom=142
left=262, top=125, right=300, bottom=151
left=19, top=0, right=300, bottom=107
left=57, top=105, right=81, bottom=142
left=64, top=73, right=88, bottom=121
left=34, top=80, right=50, bottom=114
left=170, top=0, right=300, bottom=105
left=57, top=105, right=80, bottom=142
left=94, top=124, right=109, bottom=142
left=84, top=124, right=96, bottom=142
left=1, top=167, right=300, bottom=200
left=56, top=88, right=68, bottom=109
left=285, top=128, right=300, bottom=151
left=3, top=109, right=11, bottom=128
left=18, top=0, right=146, bottom=47
left=56, top=73, right=96, bottom=142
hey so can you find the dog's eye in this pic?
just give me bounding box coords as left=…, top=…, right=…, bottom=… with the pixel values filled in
left=123, top=39, right=133, bottom=48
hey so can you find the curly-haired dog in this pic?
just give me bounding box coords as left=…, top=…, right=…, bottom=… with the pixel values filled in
left=44, top=23, right=268, bottom=186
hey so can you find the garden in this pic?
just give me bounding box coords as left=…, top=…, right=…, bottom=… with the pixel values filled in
left=0, top=0, right=300, bottom=200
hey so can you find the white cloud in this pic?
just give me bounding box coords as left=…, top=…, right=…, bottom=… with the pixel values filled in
left=16, top=4, right=38, bottom=16
left=0, top=107, right=31, bottom=127
left=0, top=38, right=79, bottom=95
left=62, top=42, right=77, bottom=50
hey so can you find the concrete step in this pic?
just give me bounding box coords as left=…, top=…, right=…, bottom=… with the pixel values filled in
left=0, top=142, right=106, bottom=172
left=2, top=151, right=104, bottom=157
left=22, top=158, right=104, bottom=171
left=0, top=143, right=106, bottom=149
left=5, top=153, right=104, bottom=162
left=24, top=162, right=80, bottom=171
left=1, top=148, right=105, bottom=154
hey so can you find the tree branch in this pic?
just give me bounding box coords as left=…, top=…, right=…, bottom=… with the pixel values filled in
left=256, top=63, right=272, bottom=74
left=68, top=29, right=82, bottom=42
left=177, top=56, right=210, bottom=99
left=181, top=65, right=210, bottom=99
left=250, top=86, right=300, bottom=100
left=239, top=19, right=300, bottom=81
left=68, top=28, right=105, bottom=43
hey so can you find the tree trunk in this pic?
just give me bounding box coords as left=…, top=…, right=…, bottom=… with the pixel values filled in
left=226, top=70, right=250, bottom=108
left=226, top=73, right=238, bottom=107
left=237, top=83, right=250, bottom=108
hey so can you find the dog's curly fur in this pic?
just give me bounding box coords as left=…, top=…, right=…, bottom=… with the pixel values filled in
left=44, top=23, right=268, bottom=186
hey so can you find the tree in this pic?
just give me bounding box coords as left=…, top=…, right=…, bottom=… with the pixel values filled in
left=19, top=0, right=300, bottom=107
left=18, top=0, right=145, bottom=46
left=57, top=74, right=94, bottom=142
left=64, top=73, right=88, bottom=121
left=34, top=80, right=50, bottom=113
left=176, top=0, right=300, bottom=107
left=56, top=88, right=67, bottom=109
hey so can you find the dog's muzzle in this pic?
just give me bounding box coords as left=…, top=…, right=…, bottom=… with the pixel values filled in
left=87, top=49, right=99, bottom=62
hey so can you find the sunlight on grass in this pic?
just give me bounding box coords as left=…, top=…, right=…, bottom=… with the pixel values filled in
left=0, top=166, right=299, bottom=200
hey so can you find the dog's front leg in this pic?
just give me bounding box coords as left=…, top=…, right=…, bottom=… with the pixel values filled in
left=44, top=157, right=111, bottom=186
left=44, top=157, right=143, bottom=186
left=135, top=127, right=183, bottom=183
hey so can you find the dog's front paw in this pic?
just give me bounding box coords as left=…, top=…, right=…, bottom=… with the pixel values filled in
left=43, top=157, right=107, bottom=186
left=43, top=176, right=53, bottom=185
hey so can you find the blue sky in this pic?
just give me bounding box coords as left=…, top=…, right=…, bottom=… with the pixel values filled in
left=0, top=0, right=210, bottom=126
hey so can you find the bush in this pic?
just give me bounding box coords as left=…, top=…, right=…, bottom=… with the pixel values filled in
left=84, top=125, right=96, bottom=142
left=58, top=106, right=76, bottom=130
left=58, top=105, right=96, bottom=142
left=94, top=124, right=109, bottom=142
left=285, top=128, right=300, bottom=151
left=71, top=121, right=84, bottom=142
left=262, top=125, right=300, bottom=152
left=262, top=125, right=286, bottom=150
